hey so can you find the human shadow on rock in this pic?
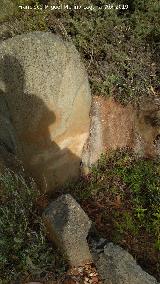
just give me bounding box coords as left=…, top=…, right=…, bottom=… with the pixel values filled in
left=0, top=55, right=81, bottom=193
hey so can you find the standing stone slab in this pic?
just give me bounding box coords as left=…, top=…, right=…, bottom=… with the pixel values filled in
left=43, top=194, right=92, bottom=267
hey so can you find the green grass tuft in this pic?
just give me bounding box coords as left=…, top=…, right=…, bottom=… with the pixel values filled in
left=0, top=170, right=66, bottom=283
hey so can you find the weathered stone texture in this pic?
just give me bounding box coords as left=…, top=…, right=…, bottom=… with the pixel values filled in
left=82, top=96, right=160, bottom=170
left=0, top=32, right=91, bottom=191
left=91, top=241, right=159, bottom=284
left=43, top=194, right=92, bottom=267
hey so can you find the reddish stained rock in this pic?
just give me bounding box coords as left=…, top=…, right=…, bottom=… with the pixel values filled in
left=82, top=96, right=160, bottom=170
left=97, top=96, right=135, bottom=151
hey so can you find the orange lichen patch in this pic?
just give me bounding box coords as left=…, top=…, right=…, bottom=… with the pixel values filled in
left=90, top=96, right=159, bottom=158
left=94, top=96, right=135, bottom=151
left=54, top=131, right=89, bottom=155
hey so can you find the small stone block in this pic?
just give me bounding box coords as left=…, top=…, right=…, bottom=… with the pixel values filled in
left=43, top=194, right=92, bottom=267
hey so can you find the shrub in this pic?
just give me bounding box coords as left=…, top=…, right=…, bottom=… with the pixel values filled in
left=2, top=0, right=159, bottom=104
left=2, top=0, right=160, bottom=104
left=45, top=0, right=160, bottom=104
left=68, top=149, right=160, bottom=278
left=0, top=170, right=66, bottom=283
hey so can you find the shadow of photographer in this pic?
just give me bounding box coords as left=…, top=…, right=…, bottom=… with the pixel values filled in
left=0, top=55, right=81, bottom=193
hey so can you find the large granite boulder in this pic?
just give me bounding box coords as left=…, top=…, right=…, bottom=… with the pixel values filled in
left=0, top=32, right=91, bottom=192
